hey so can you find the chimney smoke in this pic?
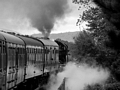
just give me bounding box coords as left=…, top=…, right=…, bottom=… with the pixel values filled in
left=0, top=0, right=70, bottom=36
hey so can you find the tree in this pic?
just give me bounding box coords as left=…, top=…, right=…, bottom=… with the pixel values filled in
left=70, top=30, right=99, bottom=64
left=80, top=2, right=120, bottom=82
left=72, top=0, right=120, bottom=82
left=73, top=0, right=120, bottom=52
left=93, top=0, right=120, bottom=30
left=74, top=7, right=115, bottom=66
left=73, top=0, right=120, bottom=29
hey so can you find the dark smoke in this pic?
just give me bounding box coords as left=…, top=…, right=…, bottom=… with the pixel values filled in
left=0, top=0, right=70, bottom=36
left=27, top=0, right=70, bottom=37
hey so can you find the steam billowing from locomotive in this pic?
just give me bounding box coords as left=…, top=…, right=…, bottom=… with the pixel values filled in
left=46, top=62, right=110, bottom=90
left=0, top=0, right=69, bottom=37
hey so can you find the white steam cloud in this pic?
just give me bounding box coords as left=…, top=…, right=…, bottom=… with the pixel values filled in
left=0, top=0, right=70, bottom=36
left=46, top=62, right=110, bottom=90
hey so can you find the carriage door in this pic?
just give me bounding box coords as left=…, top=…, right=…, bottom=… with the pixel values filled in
left=6, top=43, right=17, bottom=89
left=0, top=41, right=7, bottom=90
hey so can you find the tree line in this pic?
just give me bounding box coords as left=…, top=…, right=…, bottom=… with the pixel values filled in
left=61, top=0, right=120, bottom=90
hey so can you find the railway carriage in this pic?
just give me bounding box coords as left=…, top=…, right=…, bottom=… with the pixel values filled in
left=37, top=37, right=59, bottom=73
left=0, top=31, right=25, bottom=90
left=17, top=35, right=44, bottom=79
left=0, top=32, right=7, bottom=90
left=0, top=31, right=68, bottom=90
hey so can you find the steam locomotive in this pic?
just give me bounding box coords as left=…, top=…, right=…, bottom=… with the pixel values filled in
left=0, top=31, right=68, bottom=90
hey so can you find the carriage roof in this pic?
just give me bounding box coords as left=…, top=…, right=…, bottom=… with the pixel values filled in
left=0, top=32, right=5, bottom=41
left=37, top=38, right=58, bottom=47
left=18, top=35, right=43, bottom=47
left=0, top=31, right=24, bottom=45
left=55, top=39, right=68, bottom=49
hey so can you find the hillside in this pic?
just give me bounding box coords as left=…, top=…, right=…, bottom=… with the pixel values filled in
left=32, top=31, right=79, bottom=42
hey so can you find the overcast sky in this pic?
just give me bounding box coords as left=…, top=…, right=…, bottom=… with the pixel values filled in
left=0, top=0, right=85, bottom=35
left=52, top=2, right=80, bottom=33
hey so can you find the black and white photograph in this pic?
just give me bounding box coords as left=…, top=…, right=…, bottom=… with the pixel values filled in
left=0, top=0, right=120, bottom=90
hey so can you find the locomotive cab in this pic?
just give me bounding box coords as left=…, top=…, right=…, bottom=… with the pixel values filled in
left=55, top=39, right=68, bottom=64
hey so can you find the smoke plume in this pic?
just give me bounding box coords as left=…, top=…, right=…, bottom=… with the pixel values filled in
left=0, top=0, right=69, bottom=36
left=46, top=62, right=110, bottom=90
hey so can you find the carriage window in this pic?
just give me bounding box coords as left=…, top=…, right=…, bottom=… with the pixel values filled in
left=27, top=48, right=29, bottom=53
left=32, top=48, right=33, bottom=53
left=18, top=47, right=20, bottom=53
left=30, top=48, right=31, bottom=53
left=0, top=46, right=1, bottom=70
left=32, top=49, right=34, bottom=61
left=3, top=46, right=6, bottom=53
left=50, top=49, right=52, bottom=60
left=0, top=41, right=1, bottom=46
left=29, top=48, right=31, bottom=53
left=31, top=48, right=32, bottom=53
left=3, top=46, right=6, bottom=69
left=22, top=47, right=25, bottom=53
left=39, top=49, right=41, bottom=61
left=28, top=48, right=30, bottom=53
left=21, top=47, right=23, bottom=54
left=54, top=49, right=56, bottom=60
left=37, top=49, right=39, bottom=53
left=33, top=48, right=35, bottom=53
left=34, top=48, right=37, bottom=53
left=27, top=48, right=28, bottom=53
left=34, top=49, right=35, bottom=53
left=41, top=49, right=43, bottom=53
left=19, top=47, right=21, bottom=53
left=20, top=47, right=23, bottom=54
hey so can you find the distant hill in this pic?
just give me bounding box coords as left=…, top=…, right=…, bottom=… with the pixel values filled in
left=32, top=31, right=79, bottom=42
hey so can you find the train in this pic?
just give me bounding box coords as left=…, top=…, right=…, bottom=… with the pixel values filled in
left=0, top=31, right=69, bottom=90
